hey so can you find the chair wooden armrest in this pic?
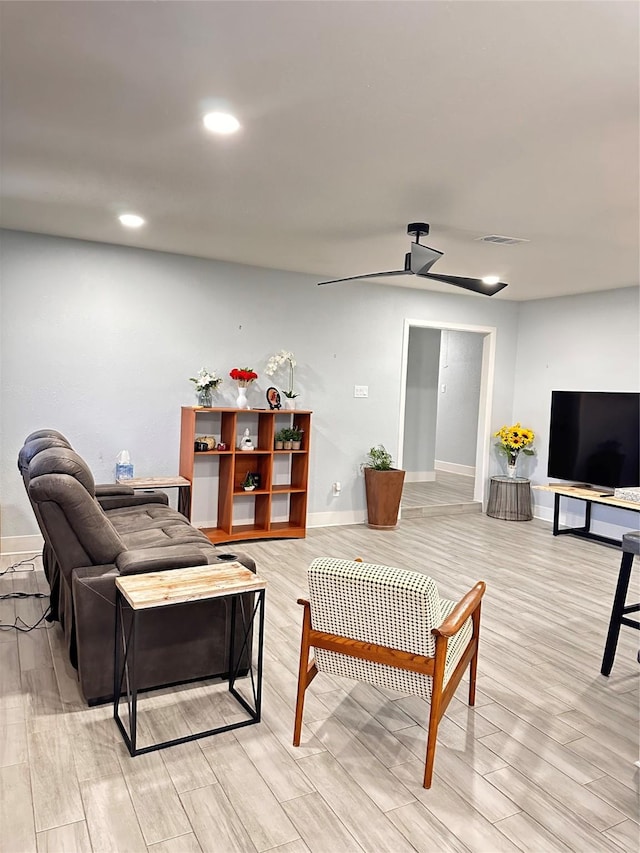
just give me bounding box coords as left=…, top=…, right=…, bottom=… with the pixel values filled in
left=432, top=581, right=485, bottom=638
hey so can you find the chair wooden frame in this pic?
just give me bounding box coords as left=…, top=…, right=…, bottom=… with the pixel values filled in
left=293, top=579, right=486, bottom=788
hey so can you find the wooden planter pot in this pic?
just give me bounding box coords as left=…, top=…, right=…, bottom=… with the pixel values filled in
left=364, top=467, right=406, bottom=529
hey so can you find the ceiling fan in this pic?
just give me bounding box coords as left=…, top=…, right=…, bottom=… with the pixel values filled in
left=317, top=223, right=508, bottom=296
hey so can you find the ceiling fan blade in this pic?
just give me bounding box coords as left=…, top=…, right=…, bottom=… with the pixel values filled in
left=420, top=272, right=508, bottom=296
left=317, top=269, right=409, bottom=286
left=410, top=242, right=443, bottom=275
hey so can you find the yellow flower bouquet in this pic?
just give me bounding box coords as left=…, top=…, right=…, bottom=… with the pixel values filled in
left=494, top=422, right=535, bottom=470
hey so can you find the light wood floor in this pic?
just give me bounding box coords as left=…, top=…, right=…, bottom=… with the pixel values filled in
left=401, top=471, right=480, bottom=518
left=1, top=515, right=639, bottom=853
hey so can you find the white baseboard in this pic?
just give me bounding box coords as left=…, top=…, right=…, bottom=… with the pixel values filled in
left=405, top=471, right=437, bottom=483
left=435, top=461, right=476, bottom=478
left=307, top=510, right=366, bottom=528
left=1, top=533, right=44, bottom=557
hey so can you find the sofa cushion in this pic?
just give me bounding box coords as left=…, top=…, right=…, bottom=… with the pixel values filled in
left=29, top=447, right=96, bottom=496
left=119, top=524, right=212, bottom=550
left=106, top=504, right=191, bottom=534
left=29, top=474, right=124, bottom=566
left=18, top=436, right=71, bottom=477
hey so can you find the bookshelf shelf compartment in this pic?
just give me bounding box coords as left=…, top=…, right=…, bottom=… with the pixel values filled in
left=180, top=407, right=311, bottom=544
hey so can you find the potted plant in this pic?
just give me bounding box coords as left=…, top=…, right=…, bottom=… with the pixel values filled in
left=242, top=472, right=256, bottom=491
left=361, top=445, right=405, bottom=529
left=274, top=429, right=286, bottom=450
left=281, top=428, right=294, bottom=451
left=265, top=350, right=300, bottom=409
left=290, top=426, right=304, bottom=450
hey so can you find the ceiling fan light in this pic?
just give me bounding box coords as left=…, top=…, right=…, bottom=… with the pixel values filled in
left=203, top=112, right=240, bottom=135
left=482, top=275, right=500, bottom=285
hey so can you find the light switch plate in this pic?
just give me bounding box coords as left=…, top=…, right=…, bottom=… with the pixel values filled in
left=354, top=385, right=369, bottom=398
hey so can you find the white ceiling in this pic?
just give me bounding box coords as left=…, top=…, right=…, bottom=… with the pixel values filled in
left=1, top=1, right=638, bottom=301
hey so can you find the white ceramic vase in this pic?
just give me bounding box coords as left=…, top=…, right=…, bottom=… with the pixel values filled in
left=284, top=396, right=297, bottom=410
left=236, top=385, right=249, bottom=409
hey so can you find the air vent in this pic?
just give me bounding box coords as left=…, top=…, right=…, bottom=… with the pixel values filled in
left=476, top=235, right=530, bottom=245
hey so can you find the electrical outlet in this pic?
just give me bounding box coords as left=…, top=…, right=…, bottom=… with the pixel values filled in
left=354, top=385, right=369, bottom=398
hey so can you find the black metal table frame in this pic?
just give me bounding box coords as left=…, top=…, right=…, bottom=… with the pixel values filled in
left=601, top=548, right=640, bottom=676
left=552, top=492, right=639, bottom=547
left=113, top=587, right=265, bottom=756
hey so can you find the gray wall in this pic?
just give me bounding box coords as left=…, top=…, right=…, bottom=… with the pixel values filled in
left=403, top=328, right=441, bottom=477
left=4, top=230, right=636, bottom=546
left=513, top=286, right=640, bottom=533
left=435, top=330, right=483, bottom=469
left=1, top=229, right=525, bottom=544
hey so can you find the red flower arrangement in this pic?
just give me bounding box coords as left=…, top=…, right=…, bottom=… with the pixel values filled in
left=230, top=367, right=258, bottom=386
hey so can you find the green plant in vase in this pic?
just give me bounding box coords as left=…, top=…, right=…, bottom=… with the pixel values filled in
left=361, top=444, right=405, bottom=528
left=242, top=472, right=256, bottom=491
left=290, top=426, right=304, bottom=449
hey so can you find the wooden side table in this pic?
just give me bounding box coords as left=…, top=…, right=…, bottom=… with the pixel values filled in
left=487, top=476, right=533, bottom=521
left=117, top=475, right=191, bottom=518
left=114, top=562, right=267, bottom=756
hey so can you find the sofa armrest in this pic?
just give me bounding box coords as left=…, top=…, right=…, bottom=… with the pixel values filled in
left=97, top=490, right=169, bottom=510
left=116, top=545, right=212, bottom=575
left=95, top=484, right=135, bottom=497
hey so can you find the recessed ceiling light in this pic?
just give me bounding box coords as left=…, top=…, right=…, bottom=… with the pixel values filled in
left=203, top=112, right=240, bottom=135
left=119, top=213, right=145, bottom=228
left=482, top=275, right=500, bottom=285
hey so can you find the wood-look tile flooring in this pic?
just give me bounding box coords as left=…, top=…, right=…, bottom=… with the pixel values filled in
left=1, top=514, right=639, bottom=852
left=401, top=471, right=480, bottom=518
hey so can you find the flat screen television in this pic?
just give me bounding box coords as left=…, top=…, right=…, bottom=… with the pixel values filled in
left=548, top=391, right=640, bottom=490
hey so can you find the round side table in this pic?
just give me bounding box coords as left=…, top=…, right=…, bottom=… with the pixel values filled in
left=487, top=476, right=533, bottom=521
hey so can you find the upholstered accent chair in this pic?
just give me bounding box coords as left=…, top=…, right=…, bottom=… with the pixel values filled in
left=293, top=558, right=485, bottom=788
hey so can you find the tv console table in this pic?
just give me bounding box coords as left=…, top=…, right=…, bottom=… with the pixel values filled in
left=534, top=484, right=640, bottom=547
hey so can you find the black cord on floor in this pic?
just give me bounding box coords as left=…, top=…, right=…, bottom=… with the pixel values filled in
left=0, top=554, right=51, bottom=630
left=0, top=554, right=40, bottom=576
left=0, top=606, right=53, bottom=632
left=0, top=592, right=48, bottom=599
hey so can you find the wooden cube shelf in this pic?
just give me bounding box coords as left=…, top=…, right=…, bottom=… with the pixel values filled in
left=179, top=407, right=311, bottom=544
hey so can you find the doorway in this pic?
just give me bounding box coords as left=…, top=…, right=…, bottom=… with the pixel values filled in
left=398, top=319, right=496, bottom=517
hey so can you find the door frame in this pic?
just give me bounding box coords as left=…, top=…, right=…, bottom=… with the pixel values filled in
left=398, top=318, right=497, bottom=506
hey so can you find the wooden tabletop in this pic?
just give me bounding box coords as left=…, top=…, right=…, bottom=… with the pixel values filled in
left=116, top=476, right=191, bottom=488
left=534, top=483, right=640, bottom=510
left=116, top=562, right=267, bottom=610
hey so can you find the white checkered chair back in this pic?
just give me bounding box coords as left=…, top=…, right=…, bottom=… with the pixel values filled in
left=308, top=557, right=473, bottom=700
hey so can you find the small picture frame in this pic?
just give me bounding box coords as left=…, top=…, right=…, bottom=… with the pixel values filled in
left=266, top=387, right=281, bottom=410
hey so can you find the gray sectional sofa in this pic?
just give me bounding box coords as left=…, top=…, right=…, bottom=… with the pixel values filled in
left=19, top=430, right=256, bottom=704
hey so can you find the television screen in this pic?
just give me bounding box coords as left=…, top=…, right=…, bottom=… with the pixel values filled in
left=548, top=391, right=640, bottom=489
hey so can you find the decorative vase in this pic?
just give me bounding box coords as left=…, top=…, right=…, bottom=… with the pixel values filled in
left=236, top=385, right=249, bottom=409
left=275, top=440, right=284, bottom=450
left=283, top=440, right=293, bottom=450
left=284, top=396, right=297, bottom=410
left=506, top=462, right=518, bottom=479
left=197, top=389, right=213, bottom=407
left=292, top=440, right=301, bottom=451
